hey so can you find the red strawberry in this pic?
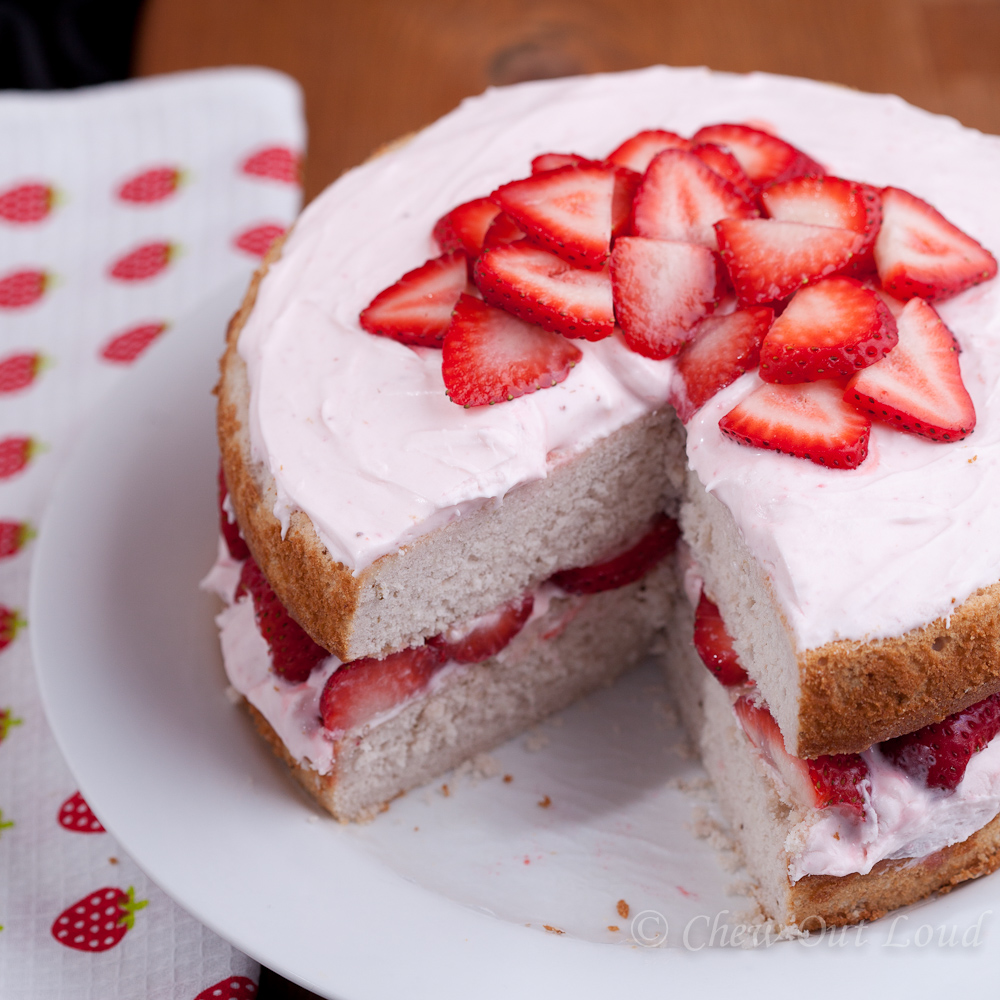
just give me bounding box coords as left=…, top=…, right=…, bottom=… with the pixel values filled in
left=0, top=436, right=39, bottom=478
left=610, top=237, right=720, bottom=359
left=692, top=123, right=824, bottom=185
left=761, top=175, right=882, bottom=274
left=51, top=886, right=147, bottom=952
left=693, top=593, right=750, bottom=687
left=100, top=322, right=168, bottom=363
left=845, top=297, right=975, bottom=442
left=670, top=307, right=774, bottom=422
left=482, top=212, right=526, bottom=250
left=605, top=129, right=691, bottom=174
left=0, top=351, right=45, bottom=392
left=550, top=514, right=679, bottom=594
left=758, top=277, right=897, bottom=383
left=218, top=465, right=250, bottom=560
left=109, top=241, right=175, bottom=281
left=241, top=145, right=302, bottom=184
left=881, top=692, right=1000, bottom=790
left=474, top=241, right=614, bottom=341
left=431, top=593, right=534, bottom=663
left=0, top=707, right=23, bottom=743
left=610, top=167, right=641, bottom=239
left=491, top=165, right=616, bottom=269
left=433, top=198, right=502, bottom=256
left=194, top=976, right=258, bottom=1000
left=715, top=218, right=864, bottom=305
left=233, top=223, right=286, bottom=259
left=720, top=379, right=871, bottom=469
left=0, top=606, right=25, bottom=650
left=320, top=644, right=446, bottom=733
left=58, top=792, right=105, bottom=834
left=875, top=186, right=997, bottom=301
left=0, top=520, right=34, bottom=558
left=237, top=558, right=329, bottom=682
left=0, top=269, right=49, bottom=308
left=735, top=696, right=868, bottom=817
left=0, top=181, right=55, bottom=223
left=531, top=152, right=597, bottom=173
left=690, top=143, right=759, bottom=204
left=116, top=166, right=183, bottom=203
left=441, top=294, right=582, bottom=407
left=360, top=252, right=468, bottom=348
left=631, top=148, right=758, bottom=249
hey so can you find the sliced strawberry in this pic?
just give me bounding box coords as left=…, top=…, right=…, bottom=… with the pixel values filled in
left=531, top=152, right=597, bottom=173
left=692, top=123, right=824, bottom=185
left=845, top=297, right=975, bottom=442
left=720, top=379, right=871, bottom=469
left=550, top=514, right=679, bottom=594
left=474, top=241, right=614, bottom=341
left=631, top=149, right=758, bottom=249
left=491, top=165, right=616, bottom=269
left=690, top=142, right=759, bottom=204
left=758, top=277, right=897, bottom=383
left=320, top=644, right=446, bottom=733
left=359, top=251, right=468, bottom=348
left=670, top=307, right=774, bottom=422
left=433, top=198, right=501, bottom=257
left=611, top=167, right=641, bottom=240
left=715, top=218, right=865, bottom=305
left=762, top=175, right=882, bottom=273
left=482, top=212, right=527, bottom=249
left=237, top=558, right=328, bottom=682
left=875, top=186, right=997, bottom=302
left=218, top=464, right=250, bottom=560
left=441, top=294, right=582, bottom=406
left=431, top=593, right=534, bottom=663
left=693, top=594, right=750, bottom=687
left=610, top=237, right=720, bottom=359
left=881, top=692, right=1000, bottom=790
left=735, top=696, right=868, bottom=817
left=605, top=129, right=691, bottom=174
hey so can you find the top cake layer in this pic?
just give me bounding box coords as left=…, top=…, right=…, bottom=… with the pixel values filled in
left=237, top=64, right=1000, bottom=653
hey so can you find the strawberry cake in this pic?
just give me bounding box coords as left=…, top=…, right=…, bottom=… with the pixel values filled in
left=207, top=65, right=1000, bottom=924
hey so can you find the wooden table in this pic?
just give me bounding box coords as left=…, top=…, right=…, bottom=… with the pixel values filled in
left=135, top=0, right=1000, bottom=203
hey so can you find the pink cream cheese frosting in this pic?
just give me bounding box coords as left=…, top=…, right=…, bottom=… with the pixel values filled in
left=237, top=65, right=1000, bottom=654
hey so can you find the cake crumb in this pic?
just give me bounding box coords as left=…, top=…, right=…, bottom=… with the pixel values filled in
left=503, top=774, right=513, bottom=783
left=413, top=826, right=419, bottom=832
left=441, top=783, right=450, bottom=797
left=538, top=794, right=552, bottom=808
left=524, top=731, right=550, bottom=752
left=223, top=685, right=243, bottom=705
left=543, top=925, right=564, bottom=935
left=608, top=925, right=619, bottom=932
left=108, top=857, right=118, bottom=865
left=616, top=899, right=630, bottom=919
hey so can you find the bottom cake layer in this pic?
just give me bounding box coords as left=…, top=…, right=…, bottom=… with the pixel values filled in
left=219, top=561, right=676, bottom=821
left=661, top=586, right=1000, bottom=928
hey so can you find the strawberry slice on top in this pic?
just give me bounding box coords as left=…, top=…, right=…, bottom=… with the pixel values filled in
left=474, top=240, right=614, bottom=341
left=441, top=293, right=583, bottom=406
left=735, top=696, right=869, bottom=818
left=631, top=148, right=758, bottom=249
left=845, top=297, right=976, bottom=441
left=670, top=306, right=774, bottom=422
left=433, top=198, right=501, bottom=257
left=690, top=142, right=759, bottom=204
left=360, top=251, right=469, bottom=348
left=605, top=129, right=692, bottom=174
left=531, top=152, right=597, bottom=173
left=693, top=593, right=751, bottom=687
left=715, top=217, right=865, bottom=305
left=758, top=276, right=897, bottom=383
left=720, top=378, right=872, bottom=469
left=482, top=212, right=527, bottom=250
left=610, top=237, right=721, bottom=360
left=491, top=164, right=616, bottom=269
left=692, top=123, right=824, bottom=185
left=875, top=186, right=998, bottom=302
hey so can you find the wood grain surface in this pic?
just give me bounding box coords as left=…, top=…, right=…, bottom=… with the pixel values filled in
left=134, top=0, right=1000, bottom=202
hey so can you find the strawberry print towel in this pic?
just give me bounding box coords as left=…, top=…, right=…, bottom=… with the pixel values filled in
left=0, top=68, right=304, bottom=998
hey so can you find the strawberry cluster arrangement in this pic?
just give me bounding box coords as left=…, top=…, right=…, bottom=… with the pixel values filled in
left=359, top=122, right=996, bottom=468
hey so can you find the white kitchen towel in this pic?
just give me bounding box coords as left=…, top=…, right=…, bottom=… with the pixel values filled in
left=0, top=68, right=305, bottom=999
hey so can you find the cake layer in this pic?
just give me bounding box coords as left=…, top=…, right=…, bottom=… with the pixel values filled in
left=661, top=580, right=1000, bottom=927
left=212, top=553, right=675, bottom=821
